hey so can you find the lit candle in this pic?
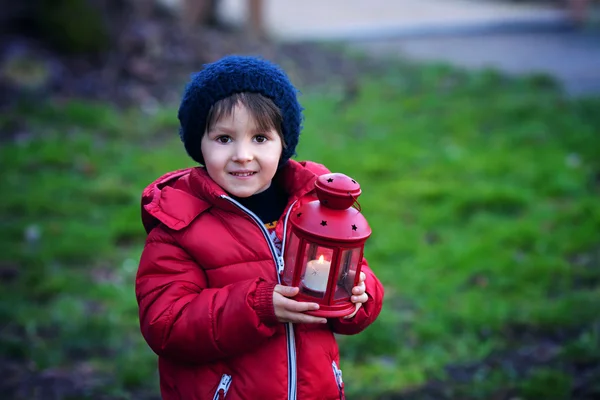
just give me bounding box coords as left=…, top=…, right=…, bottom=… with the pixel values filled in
left=303, top=255, right=331, bottom=292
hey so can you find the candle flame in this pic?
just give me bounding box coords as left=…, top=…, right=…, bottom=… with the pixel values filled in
left=318, top=255, right=325, bottom=263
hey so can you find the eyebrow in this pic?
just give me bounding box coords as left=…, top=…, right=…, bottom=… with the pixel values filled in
left=209, top=126, right=275, bottom=135
left=208, top=126, right=235, bottom=135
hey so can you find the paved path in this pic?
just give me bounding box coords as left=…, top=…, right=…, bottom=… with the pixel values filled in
left=219, top=0, right=573, bottom=40
left=354, top=30, right=600, bottom=97
left=218, top=0, right=600, bottom=96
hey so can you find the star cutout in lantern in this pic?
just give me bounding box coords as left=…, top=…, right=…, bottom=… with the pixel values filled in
left=297, top=212, right=302, bottom=218
left=321, top=220, right=327, bottom=226
left=327, top=178, right=334, bottom=183
left=352, top=224, right=358, bottom=231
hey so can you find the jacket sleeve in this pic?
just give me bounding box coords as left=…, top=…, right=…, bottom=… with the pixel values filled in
left=328, top=258, right=384, bottom=335
left=136, top=227, right=280, bottom=364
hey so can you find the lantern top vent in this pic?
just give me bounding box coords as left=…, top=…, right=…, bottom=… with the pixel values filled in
left=315, top=173, right=362, bottom=210
left=289, top=173, right=371, bottom=242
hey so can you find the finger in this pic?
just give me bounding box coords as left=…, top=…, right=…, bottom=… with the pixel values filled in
left=274, top=285, right=299, bottom=298
left=351, top=293, right=368, bottom=304
left=344, top=303, right=362, bottom=319
left=359, top=272, right=366, bottom=283
left=283, top=312, right=327, bottom=324
left=352, top=282, right=366, bottom=295
left=273, top=293, right=320, bottom=313
left=281, top=298, right=320, bottom=313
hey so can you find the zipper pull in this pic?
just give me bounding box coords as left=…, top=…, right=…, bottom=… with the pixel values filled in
left=332, top=361, right=344, bottom=391
left=277, top=256, right=285, bottom=274
left=213, top=374, right=232, bottom=400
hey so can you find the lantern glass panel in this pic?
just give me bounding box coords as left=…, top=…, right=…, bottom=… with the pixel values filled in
left=283, top=232, right=301, bottom=286
left=299, top=244, right=334, bottom=299
left=334, top=247, right=361, bottom=301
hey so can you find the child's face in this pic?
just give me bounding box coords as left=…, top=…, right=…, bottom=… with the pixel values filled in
left=201, top=103, right=283, bottom=198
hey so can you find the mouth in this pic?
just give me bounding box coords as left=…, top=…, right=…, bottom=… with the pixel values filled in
left=229, top=171, right=257, bottom=177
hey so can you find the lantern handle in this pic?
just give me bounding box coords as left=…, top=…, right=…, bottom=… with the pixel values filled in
left=349, top=191, right=362, bottom=212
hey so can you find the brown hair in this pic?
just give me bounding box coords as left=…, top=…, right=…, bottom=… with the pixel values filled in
left=205, top=92, right=286, bottom=149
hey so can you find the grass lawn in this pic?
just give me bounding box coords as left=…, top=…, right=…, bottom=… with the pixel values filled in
left=1, top=60, right=599, bottom=399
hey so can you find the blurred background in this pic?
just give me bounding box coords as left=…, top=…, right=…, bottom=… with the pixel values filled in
left=1, top=0, right=599, bottom=399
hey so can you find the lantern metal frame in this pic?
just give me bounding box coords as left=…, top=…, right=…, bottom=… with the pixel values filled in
left=284, top=232, right=365, bottom=317
left=281, top=173, right=371, bottom=318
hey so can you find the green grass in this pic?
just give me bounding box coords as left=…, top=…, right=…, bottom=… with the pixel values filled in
left=1, top=62, right=599, bottom=399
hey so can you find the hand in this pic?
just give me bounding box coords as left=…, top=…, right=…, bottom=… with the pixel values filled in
left=273, top=285, right=328, bottom=324
left=344, top=272, right=368, bottom=319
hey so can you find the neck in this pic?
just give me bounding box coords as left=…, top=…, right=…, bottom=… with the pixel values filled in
left=230, top=178, right=288, bottom=225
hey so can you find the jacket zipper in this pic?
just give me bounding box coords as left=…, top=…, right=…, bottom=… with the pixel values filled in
left=280, top=201, right=297, bottom=275
left=212, top=374, right=232, bottom=400
left=222, top=196, right=298, bottom=400
left=332, top=361, right=345, bottom=400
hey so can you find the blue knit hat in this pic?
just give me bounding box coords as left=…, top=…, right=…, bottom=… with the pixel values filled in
left=178, top=55, right=303, bottom=166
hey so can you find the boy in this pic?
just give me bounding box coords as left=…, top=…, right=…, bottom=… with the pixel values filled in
left=136, top=55, right=384, bottom=399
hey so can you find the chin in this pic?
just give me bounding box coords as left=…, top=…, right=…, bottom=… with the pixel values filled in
left=227, top=187, right=258, bottom=198
left=231, top=191, right=253, bottom=198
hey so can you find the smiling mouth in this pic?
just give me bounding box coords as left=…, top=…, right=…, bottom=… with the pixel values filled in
left=229, top=172, right=257, bottom=177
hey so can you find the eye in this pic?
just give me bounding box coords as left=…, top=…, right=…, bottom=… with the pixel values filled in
left=216, top=135, right=231, bottom=144
left=254, top=135, right=268, bottom=143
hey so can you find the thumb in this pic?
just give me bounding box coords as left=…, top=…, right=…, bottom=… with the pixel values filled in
left=274, top=285, right=299, bottom=297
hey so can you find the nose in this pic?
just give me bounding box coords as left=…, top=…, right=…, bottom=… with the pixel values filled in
left=231, top=142, right=253, bottom=163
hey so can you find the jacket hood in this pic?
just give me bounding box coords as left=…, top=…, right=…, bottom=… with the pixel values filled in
left=141, top=160, right=330, bottom=234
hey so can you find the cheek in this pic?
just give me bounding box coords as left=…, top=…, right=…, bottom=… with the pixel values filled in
left=200, top=143, right=226, bottom=171
left=268, top=142, right=284, bottom=160
left=264, top=151, right=283, bottom=168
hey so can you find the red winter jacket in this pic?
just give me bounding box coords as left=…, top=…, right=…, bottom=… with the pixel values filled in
left=136, top=160, right=384, bottom=400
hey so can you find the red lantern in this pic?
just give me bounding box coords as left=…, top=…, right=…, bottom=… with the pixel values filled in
left=282, top=173, right=372, bottom=318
